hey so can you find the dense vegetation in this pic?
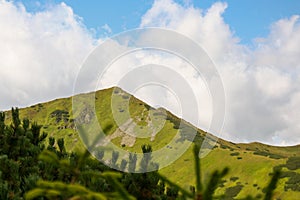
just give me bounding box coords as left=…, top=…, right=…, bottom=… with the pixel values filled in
left=0, top=108, right=284, bottom=199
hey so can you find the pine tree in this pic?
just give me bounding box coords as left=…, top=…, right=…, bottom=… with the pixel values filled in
left=0, top=108, right=47, bottom=199
left=122, top=144, right=173, bottom=200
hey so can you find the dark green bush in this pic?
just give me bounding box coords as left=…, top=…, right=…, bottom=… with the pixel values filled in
left=284, top=173, right=300, bottom=191
left=268, top=154, right=284, bottom=159
left=285, top=156, right=300, bottom=170
left=0, top=108, right=283, bottom=200
left=230, top=176, right=239, bottom=182
left=253, top=151, right=269, bottom=157
left=220, top=144, right=229, bottom=149
left=224, top=185, right=243, bottom=199
left=230, top=152, right=240, bottom=156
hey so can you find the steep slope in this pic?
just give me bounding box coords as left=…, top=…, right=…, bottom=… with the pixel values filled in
left=3, top=87, right=300, bottom=199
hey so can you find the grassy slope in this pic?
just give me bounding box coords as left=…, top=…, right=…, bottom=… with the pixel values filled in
left=4, top=87, right=300, bottom=199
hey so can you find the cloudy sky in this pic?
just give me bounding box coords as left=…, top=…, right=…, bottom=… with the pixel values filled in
left=1, top=0, right=300, bottom=146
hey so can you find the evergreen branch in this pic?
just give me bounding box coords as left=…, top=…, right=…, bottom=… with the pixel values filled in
left=193, top=144, right=202, bottom=196
left=102, top=172, right=136, bottom=200
left=264, top=170, right=281, bottom=200
left=157, top=173, right=194, bottom=198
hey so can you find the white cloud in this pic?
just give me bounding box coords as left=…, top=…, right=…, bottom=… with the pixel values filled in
left=138, top=0, right=300, bottom=145
left=101, top=24, right=112, bottom=34
left=98, top=49, right=212, bottom=130
left=254, top=67, right=292, bottom=99
left=253, top=15, right=300, bottom=72
left=1, top=0, right=300, bottom=146
left=0, top=1, right=95, bottom=110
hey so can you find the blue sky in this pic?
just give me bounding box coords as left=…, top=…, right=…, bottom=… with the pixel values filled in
left=17, top=0, right=300, bottom=44
left=1, top=0, right=300, bottom=145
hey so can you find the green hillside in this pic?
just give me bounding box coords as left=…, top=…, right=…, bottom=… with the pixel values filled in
left=4, top=87, right=300, bottom=199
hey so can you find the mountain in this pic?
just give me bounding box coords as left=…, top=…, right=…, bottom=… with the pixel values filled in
left=4, top=87, right=300, bottom=199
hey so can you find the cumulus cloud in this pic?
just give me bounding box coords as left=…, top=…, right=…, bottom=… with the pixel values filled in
left=138, top=0, right=300, bottom=145
left=1, top=0, right=300, bottom=146
left=0, top=1, right=95, bottom=110
left=101, top=24, right=112, bottom=34
left=98, top=49, right=213, bottom=131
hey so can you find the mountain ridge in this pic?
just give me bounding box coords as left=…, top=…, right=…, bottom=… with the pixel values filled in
left=4, top=86, right=299, bottom=148
left=3, top=86, right=300, bottom=199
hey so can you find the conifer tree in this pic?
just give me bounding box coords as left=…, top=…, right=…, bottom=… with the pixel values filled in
left=0, top=108, right=47, bottom=199
left=0, top=108, right=282, bottom=200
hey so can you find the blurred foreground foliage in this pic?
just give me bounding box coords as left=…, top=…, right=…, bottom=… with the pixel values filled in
left=0, top=108, right=280, bottom=199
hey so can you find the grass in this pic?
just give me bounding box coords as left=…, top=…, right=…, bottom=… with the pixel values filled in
left=3, top=86, right=300, bottom=199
